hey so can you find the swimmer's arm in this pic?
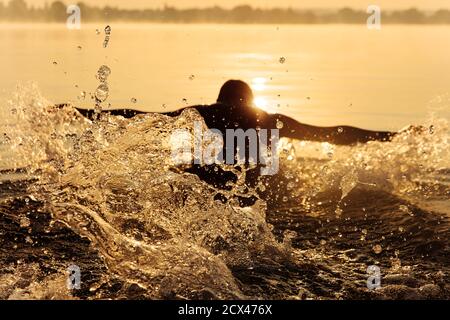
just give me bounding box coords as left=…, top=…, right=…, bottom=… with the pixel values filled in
left=272, top=114, right=396, bottom=145
left=74, top=106, right=195, bottom=120
left=74, top=107, right=146, bottom=120
left=161, top=109, right=186, bottom=117
left=161, top=105, right=210, bottom=117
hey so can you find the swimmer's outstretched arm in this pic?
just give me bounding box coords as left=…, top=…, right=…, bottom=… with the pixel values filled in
left=72, top=106, right=395, bottom=145
left=73, top=107, right=146, bottom=120
left=150, top=108, right=395, bottom=145
left=73, top=106, right=187, bottom=120
left=271, top=114, right=396, bottom=145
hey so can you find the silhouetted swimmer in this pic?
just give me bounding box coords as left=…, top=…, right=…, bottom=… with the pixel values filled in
left=163, top=80, right=396, bottom=145
left=74, top=80, right=396, bottom=205
left=76, top=80, right=395, bottom=145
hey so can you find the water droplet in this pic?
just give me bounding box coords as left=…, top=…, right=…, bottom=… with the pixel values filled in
left=95, top=83, right=109, bottom=102
left=97, top=65, right=111, bottom=82
left=1, top=133, right=10, bottom=144
left=78, top=91, right=86, bottom=100
left=189, top=74, right=195, bottom=80
left=182, top=98, right=188, bottom=104
left=11, top=108, right=17, bottom=115
left=276, top=120, right=284, bottom=129
left=338, top=127, right=344, bottom=133
left=131, top=97, right=137, bottom=104
left=283, top=230, right=297, bottom=247
left=320, top=239, right=327, bottom=246
left=77, top=45, right=82, bottom=50
left=282, top=196, right=288, bottom=202
left=96, top=29, right=101, bottom=35
left=19, top=217, right=31, bottom=228
left=399, top=205, right=412, bottom=216
left=391, top=257, right=401, bottom=269
left=398, top=226, right=405, bottom=233
left=279, top=57, right=286, bottom=64
left=103, top=26, right=112, bottom=48
left=373, top=244, right=383, bottom=254
left=429, top=125, right=435, bottom=134
left=286, top=182, right=295, bottom=190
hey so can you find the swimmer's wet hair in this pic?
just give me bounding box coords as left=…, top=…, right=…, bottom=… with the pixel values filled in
left=217, top=80, right=254, bottom=108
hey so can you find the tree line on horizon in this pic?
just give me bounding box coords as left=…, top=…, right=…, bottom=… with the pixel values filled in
left=1, top=0, right=450, bottom=24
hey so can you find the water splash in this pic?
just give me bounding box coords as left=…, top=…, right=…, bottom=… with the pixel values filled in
left=96, top=65, right=111, bottom=82
left=95, top=83, right=109, bottom=103
left=1, top=84, right=449, bottom=300
left=0, top=85, right=291, bottom=299
left=93, top=65, right=112, bottom=117
left=103, top=25, right=111, bottom=48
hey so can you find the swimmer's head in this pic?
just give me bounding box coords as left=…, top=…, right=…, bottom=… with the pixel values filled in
left=217, top=80, right=254, bottom=109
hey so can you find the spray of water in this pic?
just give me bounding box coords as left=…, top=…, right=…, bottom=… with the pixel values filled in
left=1, top=84, right=448, bottom=299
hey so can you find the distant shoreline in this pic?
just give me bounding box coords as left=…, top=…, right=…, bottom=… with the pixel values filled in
left=1, top=2, right=450, bottom=25
left=2, top=21, right=450, bottom=26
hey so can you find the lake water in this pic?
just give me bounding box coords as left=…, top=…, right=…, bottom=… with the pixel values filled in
left=0, top=23, right=449, bottom=130
left=1, top=23, right=449, bottom=300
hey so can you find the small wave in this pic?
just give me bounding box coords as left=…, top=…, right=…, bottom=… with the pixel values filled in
left=0, top=84, right=449, bottom=300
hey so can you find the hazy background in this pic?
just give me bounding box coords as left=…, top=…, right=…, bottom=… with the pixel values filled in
left=0, top=1, right=449, bottom=131
left=3, top=0, right=450, bottom=10
left=3, top=1, right=450, bottom=24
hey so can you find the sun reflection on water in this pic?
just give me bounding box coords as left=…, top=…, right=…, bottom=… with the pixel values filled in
left=251, top=77, right=277, bottom=113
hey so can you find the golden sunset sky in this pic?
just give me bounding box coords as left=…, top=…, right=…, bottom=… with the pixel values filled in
left=5, top=0, right=450, bottom=10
